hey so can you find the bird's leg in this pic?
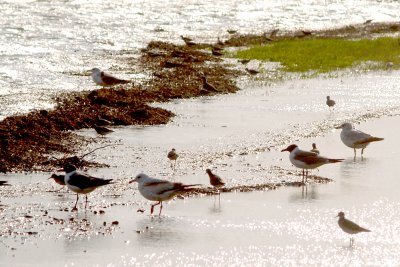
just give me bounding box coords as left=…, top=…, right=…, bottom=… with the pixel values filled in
left=159, top=202, right=163, bottom=217
left=302, top=169, right=305, bottom=183
left=361, top=148, right=364, bottom=160
left=353, top=148, right=357, bottom=160
left=72, top=194, right=79, bottom=211
left=151, top=201, right=161, bottom=215
left=85, top=195, right=88, bottom=209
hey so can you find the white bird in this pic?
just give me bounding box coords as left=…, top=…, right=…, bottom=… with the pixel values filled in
left=337, top=211, right=371, bottom=246
left=326, top=96, right=335, bottom=111
left=91, top=68, right=130, bottom=86
left=61, top=164, right=113, bottom=211
left=167, top=148, right=179, bottom=171
left=335, top=122, right=384, bottom=158
left=129, top=173, right=200, bottom=216
left=281, top=144, right=344, bottom=183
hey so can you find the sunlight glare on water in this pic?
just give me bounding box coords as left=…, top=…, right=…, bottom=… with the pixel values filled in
left=0, top=0, right=400, bottom=119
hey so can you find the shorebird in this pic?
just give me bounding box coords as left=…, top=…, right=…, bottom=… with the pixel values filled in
left=337, top=211, right=371, bottom=246
left=326, top=96, right=336, bottom=111
left=201, top=76, right=219, bottom=93
left=93, top=125, right=114, bottom=136
left=167, top=148, right=179, bottom=171
left=245, top=68, right=260, bottom=75
left=49, top=174, right=66, bottom=186
left=49, top=174, right=66, bottom=192
left=91, top=68, right=130, bottom=86
left=227, top=30, right=237, bottom=34
left=129, top=173, right=200, bottom=216
left=0, top=181, right=10, bottom=186
left=180, top=35, right=193, bottom=43
left=335, top=122, right=384, bottom=158
left=310, top=143, right=320, bottom=154
left=182, top=38, right=196, bottom=46
left=61, top=164, right=113, bottom=211
left=206, top=169, right=225, bottom=202
left=281, top=144, right=344, bottom=183
left=212, top=48, right=223, bottom=56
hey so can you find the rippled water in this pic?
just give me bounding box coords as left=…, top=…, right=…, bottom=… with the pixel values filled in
left=1, top=1, right=400, bottom=266
left=1, top=0, right=400, bottom=119
left=1, top=67, right=400, bottom=265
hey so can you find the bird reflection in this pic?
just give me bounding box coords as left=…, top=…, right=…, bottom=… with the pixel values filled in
left=289, top=184, right=319, bottom=202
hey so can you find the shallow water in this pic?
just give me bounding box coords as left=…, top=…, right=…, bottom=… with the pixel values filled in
left=1, top=0, right=400, bottom=119
left=1, top=67, right=400, bottom=265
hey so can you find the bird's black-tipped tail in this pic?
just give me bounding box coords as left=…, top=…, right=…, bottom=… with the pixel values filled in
left=355, top=137, right=384, bottom=145
left=328, top=158, right=345, bottom=163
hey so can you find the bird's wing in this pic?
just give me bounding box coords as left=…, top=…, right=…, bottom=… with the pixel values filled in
left=345, top=129, right=372, bottom=144
left=69, top=173, right=112, bottom=189
left=294, top=150, right=327, bottom=165
left=343, top=218, right=371, bottom=232
left=101, top=72, right=128, bottom=85
left=143, top=179, right=176, bottom=193
left=213, top=175, right=225, bottom=185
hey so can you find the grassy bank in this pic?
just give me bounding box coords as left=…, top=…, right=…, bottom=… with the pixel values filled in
left=235, top=37, right=400, bottom=73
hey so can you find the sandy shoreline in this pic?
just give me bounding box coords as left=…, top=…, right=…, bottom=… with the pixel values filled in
left=0, top=22, right=399, bottom=173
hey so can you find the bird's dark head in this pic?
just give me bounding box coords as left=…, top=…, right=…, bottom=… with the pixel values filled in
left=281, top=144, right=298, bottom=152
left=63, top=164, right=77, bottom=174
left=206, top=169, right=212, bottom=174
left=337, top=211, right=345, bottom=218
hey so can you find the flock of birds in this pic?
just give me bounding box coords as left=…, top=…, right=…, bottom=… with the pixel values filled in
left=0, top=62, right=384, bottom=247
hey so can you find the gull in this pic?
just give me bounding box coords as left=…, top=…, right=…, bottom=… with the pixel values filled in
left=61, top=164, right=113, bottom=211
left=335, top=122, right=384, bottom=158
left=310, top=143, right=320, bottom=154
left=167, top=148, right=179, bottom=171
left=281, top=144, right=344, bottom=183
left=326, top=96, right=335, bottom=111
left=0, top=181, right=10, bottom=186
left=91, top=68, right=130, bottom=86
left=337, top=211, right=371, bottom=246
left=93, top=125, right=114, bottom=136
left=206, top=169, right=225, bottom=203
left=129, top=173, right=200, bottom=216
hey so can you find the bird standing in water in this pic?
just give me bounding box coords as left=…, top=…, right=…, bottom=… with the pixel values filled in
left=310, top=143, right=320, bottom=154
left=206, top=169, right=225, bottom=204
left=167, top=148, right=179, bottom=172
left=129, top=173, right=200, bottom=216
left=61, top=164, right=113, bottom=211
left=337, top=211, right=371, bottom=246
left=326, top=96, right=335, bottom=111
left=335, top=122, right=384, bottom=159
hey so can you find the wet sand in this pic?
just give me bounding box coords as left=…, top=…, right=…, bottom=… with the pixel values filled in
left=1, top=65, right=400, bottom=265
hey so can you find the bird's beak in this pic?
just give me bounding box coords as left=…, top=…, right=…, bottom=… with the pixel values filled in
left=334, top=125, right=342, bottom=129
left=129, top=178, right=137, bottom=184
left=281, top=148, right=288, bottom=152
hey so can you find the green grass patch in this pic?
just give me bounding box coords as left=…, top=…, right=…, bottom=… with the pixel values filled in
left=235, top=37, right=400, bottom=73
